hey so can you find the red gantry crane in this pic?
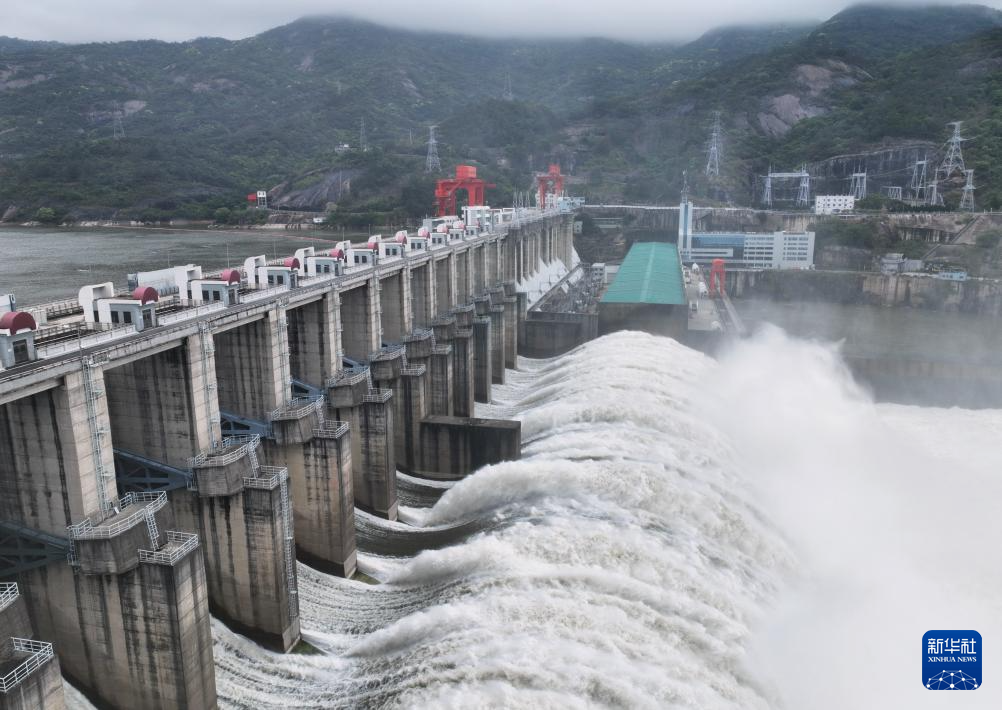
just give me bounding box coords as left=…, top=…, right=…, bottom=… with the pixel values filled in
left=536, top=164, right=565, bottom=208
left=435, top=165, right=495, bottom=217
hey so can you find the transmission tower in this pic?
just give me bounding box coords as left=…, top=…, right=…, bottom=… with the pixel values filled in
left=705, top=112, right=722, bottom=179
left=927, top=180, right=944, bottom=207
left=359, top=117, right=368, bottom=152
left=503, top=71, right=514, bottom=101
left=762, top=165, right=810, bottom=208
left=960, top=169, right=976, bottom=211
left=424, top=126, right=441, bottom=173
left=850, top=170, right=867, bottom=200
left=882, top=186, right=903, bottom=201
left=796, top=167, right=811, bottom=207
left=112, top=107, right=125, bottom=140
left=938, top=121, right=966, bottom=179
left=910, top=156, right=928, bottom=202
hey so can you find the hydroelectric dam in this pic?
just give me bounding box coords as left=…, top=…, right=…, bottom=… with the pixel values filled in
left=0, top=202, right=573, bottom=708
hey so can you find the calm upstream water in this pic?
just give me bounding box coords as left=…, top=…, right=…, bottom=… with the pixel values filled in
left=0, top=227, right=345, bottom=306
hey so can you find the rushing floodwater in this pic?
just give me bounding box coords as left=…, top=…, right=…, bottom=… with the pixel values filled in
left=127, top=329, right=995, bottom=709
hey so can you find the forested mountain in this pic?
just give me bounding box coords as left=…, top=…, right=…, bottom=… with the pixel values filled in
left=1, top=4, right=1001, bottom=221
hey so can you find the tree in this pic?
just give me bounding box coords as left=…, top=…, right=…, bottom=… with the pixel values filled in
left=34, top=207, right=58, bottom=224
left=213, top=207, right=232, bottom=225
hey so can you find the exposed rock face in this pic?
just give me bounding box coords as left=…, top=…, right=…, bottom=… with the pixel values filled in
left=756, top=59, right=869, bottom=136
left=2, top=205, right=19, bottom=222
left=270, top=169, right=360, bottom=210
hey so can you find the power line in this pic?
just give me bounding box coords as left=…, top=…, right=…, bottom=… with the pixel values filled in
left=960, top=169, right=976, bottom=211
left=424, top=125, right=441, bottom=173
left=938, top=121, right=966, bottom=180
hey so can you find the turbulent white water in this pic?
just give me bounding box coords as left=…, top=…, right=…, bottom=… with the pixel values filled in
left=67, top=328, right=1001, bottom=709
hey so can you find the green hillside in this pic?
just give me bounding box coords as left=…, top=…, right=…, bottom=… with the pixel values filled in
left=1, top=5, right=1001, bottom=219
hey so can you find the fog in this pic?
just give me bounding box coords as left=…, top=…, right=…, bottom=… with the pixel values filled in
left=5, top=0, right=1000, bottom=44
left=706, top=328, right=1002, bottom=708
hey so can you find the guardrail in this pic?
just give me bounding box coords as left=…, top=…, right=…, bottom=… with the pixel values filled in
left=157, top=301, right=227, bottom=326
left=139, top=531, right=199, bottom=566
left=66, top=491, right=167, bottom=541
left=0, top=638, right=55, bottom=693
left=401, top=365, right=426, bottom=376
left=370, top=344, right=405, bottom=361
left=189, top=434, right=260, bottom=468
left=269, top=395, right=324, bottom=422
left=36, top=325, right=133, bottom=359
left=0, top=583, right=17, bottom=612
left=244, top=466, right=288, bottom=490
left=314, top=421, right=349, bottom=439
left=362, top=389, right=392, bottom=404
left=403, top=328, right=434, bottom=342
left=240, top=284, right=290, bottom=304
left=327, top=366, right=369, bottom=388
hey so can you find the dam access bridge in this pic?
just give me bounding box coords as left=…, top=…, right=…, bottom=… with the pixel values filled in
left=0, top=203, right=573, bottom=709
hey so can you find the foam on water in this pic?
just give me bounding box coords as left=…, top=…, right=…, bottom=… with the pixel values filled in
left=68, top=328, right=1001, bottom=709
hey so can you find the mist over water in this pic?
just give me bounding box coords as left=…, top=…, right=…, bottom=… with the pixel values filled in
left=169, top=329, right=1002, bottom=708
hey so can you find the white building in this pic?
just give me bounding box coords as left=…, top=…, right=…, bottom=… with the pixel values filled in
left=678, top=201, right=815, bottom=270
left=815, top=195, right=855, bottom=215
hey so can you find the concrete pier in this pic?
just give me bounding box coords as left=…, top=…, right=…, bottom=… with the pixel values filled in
left=0, top=584, right=65, bottom=710
left=472, top=316, right=493, bottom=403
left=287, top=292, right=341, bottom=387
left=214, top=307, right=288, bottom=421
left=419, top=416, right=521, bottom=478
left=357, top=389, right=397, bottom=520
left=268, top=398, right=356, bottom=578
left=340, top=281, right=380, bottom=362
left=450, top=305, right=476, bottom=416
left=0, top=362, right=218, bottom=708
left=0, top=206, right=569, bottom=707
left=488, top=287, right=508, bottom=381
left=185, top=436, right=300, bottom=651
left=371, top=346, right=427, bottom=475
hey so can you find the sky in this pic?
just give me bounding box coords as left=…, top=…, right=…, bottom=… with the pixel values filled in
left=3, top=0, right=1000, bottom=43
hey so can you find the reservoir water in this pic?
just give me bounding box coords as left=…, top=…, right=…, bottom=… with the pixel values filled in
left=0, top=227, right=343, bottom=306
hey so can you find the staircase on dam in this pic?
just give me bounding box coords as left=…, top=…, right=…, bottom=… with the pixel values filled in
left=0, top=204, right=573, bottom=709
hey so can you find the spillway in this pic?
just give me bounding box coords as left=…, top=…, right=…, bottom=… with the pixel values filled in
left=84, top=328, right=999, bottom=709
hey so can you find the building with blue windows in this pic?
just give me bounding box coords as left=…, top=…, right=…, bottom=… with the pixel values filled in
left=678, top=201, right=815, bottom=270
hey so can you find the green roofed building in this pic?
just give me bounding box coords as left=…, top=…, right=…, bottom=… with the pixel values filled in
left=599, top=242, right=689, bottom=339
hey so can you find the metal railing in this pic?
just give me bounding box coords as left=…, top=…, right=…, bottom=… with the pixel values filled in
left=241, top=284, right=290, bottom=304
left=244, top=466, right=288, bottom=490
left=36, top=326, right=134, bottom=359
left=370, top=344, right=405, bottom=362
left=0, top=583, right=18, bottom=612
left=327, top=366, right=369, bottom=388
left=403, top=328, right=434, bottom=342
left=0, top=638, right=55, bottom=693
left=269, top=395, right=324, bottom=422
left=67, top=491, right=167, bottom=541
left=157, top=301, right=227, bottom=326
left=139, top=531, right=199, bottom=565
left=362, top=389, right=392, bottom=404
left=402, top=365, right=426, bottom=376
left=314, top=421, right=349, bottom=439
left=189, top=434, right=260, bottom=468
